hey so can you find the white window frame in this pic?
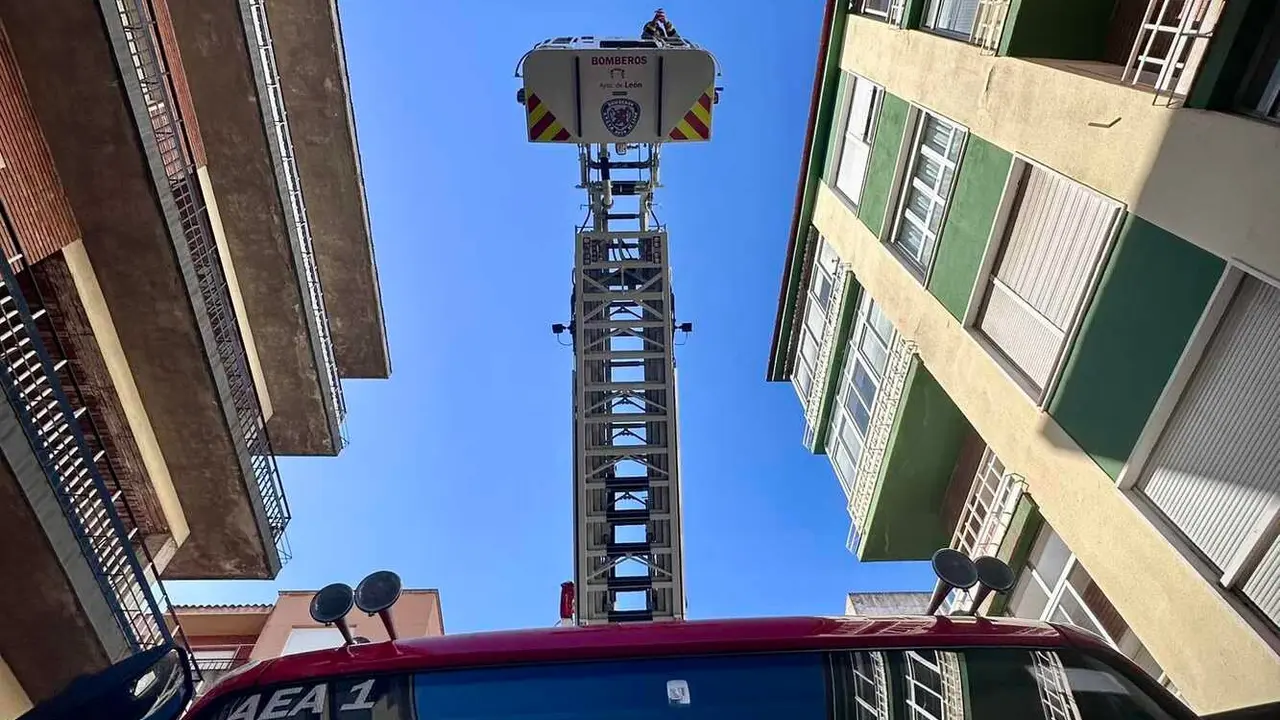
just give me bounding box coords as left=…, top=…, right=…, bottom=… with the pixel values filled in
left=1116, top=263, right=1280, bottom=638
left=885, top=108, right=968, bottom=284
left=922, top=0, right=981, bottom=40
left=856, top=0, right=907, bottom=26
left=1008, top=526, right=1175, bottom=688
left=827, top=292, right=894, bottom=502
left=792, top=236, right=841, bottom=405
left=903, top=650, right=947, bottom=720
left=961, top=155, right=1124, bottom=408
left=829, top=73, right=884, bottom=210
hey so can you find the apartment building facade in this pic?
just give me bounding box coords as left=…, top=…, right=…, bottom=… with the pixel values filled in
left=177, top=589, right=444, bottom=695
left=768, top=0, right=1280, bottom=713
left=0, top=0, right=387, bottom=716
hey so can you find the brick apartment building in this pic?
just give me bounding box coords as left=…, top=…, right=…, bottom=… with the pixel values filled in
left=0, top=0, right=387, bottom=716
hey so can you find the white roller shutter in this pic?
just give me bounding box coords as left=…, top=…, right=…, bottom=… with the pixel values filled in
left=977, top=164, right=1120, bottom=394
left=1139, top=279, right=1280, bottom=598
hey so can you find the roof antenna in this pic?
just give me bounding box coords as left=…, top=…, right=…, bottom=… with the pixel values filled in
left=310, top=583, right=356, bottom=646
left=355, top=570, right=404, bottom=641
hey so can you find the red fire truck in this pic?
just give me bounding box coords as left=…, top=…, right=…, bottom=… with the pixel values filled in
left=18, top=560, right=1278, bottom=720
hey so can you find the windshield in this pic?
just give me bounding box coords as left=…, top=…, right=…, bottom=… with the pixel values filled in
left=196, top=647, right=1184, bottom=720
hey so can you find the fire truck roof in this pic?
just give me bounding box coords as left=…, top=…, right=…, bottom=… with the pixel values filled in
left=191, top=614, right=1105, bottom=714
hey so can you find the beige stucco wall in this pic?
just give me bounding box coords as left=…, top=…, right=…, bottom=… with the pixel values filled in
left=249, top=590, right=444, bottom=661
left=841, top=15, right=1280, bottom=282
left=0, top=655, right=30, bottom=720
left=812, top=183, right=1280, bottom=712
left=63, top=241, right=189, bottom=552
left=197, top=166, right=274, bottom=422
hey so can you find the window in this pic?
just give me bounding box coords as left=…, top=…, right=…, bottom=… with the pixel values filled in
left=831, top=75, right=883, bottom=208
left=857, top=0, right=904, bottom=25
left=888, top=111, right=966, bottom=279
left=972, top=161, right=1121, bottom=400
left=1133, top=274, right=1280, bottom=630
left=1008, top=526, right=1174, bottom=688
left=282, top=627, right=347, bottom=656
left=792, top=236, right=842, bottom=403
left=923, top=0, right=980, bottom=38
left=828, top=292, right=894, bottom=501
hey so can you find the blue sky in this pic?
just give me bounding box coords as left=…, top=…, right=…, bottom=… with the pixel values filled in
left=168, top=0, right=935, bottom=633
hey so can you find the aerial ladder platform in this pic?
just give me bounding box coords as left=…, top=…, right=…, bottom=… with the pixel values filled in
left=516, top=31, right=719, bottom=625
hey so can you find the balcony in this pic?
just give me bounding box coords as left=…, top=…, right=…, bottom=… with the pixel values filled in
left=160, top=0, right=348, bottom=455
left=793, top=237, right=854, bottom=452
left=846, top=347, right=975, bottom=561
left=0, top=238, right=193, bottom=702
left=0, top=0, right=291, bottom=579
left=997, top=0, right=1224, bottom=104
left=938, top=445, right=1027, bottom=612
left=843, top=332, right=915, bottom=545
left=258, top=0, right=390, bottom=381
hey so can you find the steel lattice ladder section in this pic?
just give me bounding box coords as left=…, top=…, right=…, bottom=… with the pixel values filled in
left=572, top=144, right=685, bottom=624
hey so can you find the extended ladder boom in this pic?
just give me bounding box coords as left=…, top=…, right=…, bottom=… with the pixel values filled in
left=517, top=31, right=718, bottom=625
left=572, top=144, right=685, bottom=624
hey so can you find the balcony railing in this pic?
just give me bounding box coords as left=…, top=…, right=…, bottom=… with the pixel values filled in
left=972, top=0, right=1011, bottom=53
left=943, top=447, right=1025, bottom=613
left=193, top=650, right=253, bottom=694
left=244, top=0, right=348, bottom=443
left=107, top=0, right=291, bottom=553
left=846, top=334, right=917, bottom=552
left=1123, top=0, right=1225, bottom=104
left=0, top=229, right=193, bottom=666
left=802, top=265, right=851, bottom=450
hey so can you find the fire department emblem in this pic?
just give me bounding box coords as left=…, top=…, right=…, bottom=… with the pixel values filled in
left=601, top=98, right=642, bottom=137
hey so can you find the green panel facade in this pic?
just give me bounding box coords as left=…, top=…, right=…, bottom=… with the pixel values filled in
left=1048, top=215, right=1225, bottom=479
left=1000, top=0, right=1119, bottom=60
left=858, top=93, right=909, bottom=239
left=927, top=135, right=1012, bottom=320
left=860, top=360, right=972, bottom=561
left=1187, top=0, right=1273, bottom=110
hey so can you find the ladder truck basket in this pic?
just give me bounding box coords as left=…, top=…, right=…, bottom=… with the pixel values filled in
left=517, top=38, right=717, bottom=144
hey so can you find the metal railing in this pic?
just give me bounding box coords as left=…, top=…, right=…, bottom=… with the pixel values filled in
left=943, top=448, right=1025, bottom=613
left=971, top=0, right=1011, bottom=54
left=0, top=242, right=192, bottom=665
left=846, top=334, right=917, bottom=551
left=244, top=0, right=347, bottom=443
left=192, top=651, right=252, bottom=694
left=109, top=0, right=291, bottom=552
left=853, top=0, right=907, bottom=27
left=1123, top=0, right=1224, bottom=105
left=802, top=265, right=851, bottom=449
